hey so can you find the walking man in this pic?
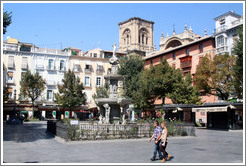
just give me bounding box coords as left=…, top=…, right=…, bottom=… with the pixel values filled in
left=148, top=121, right=163, bottom=161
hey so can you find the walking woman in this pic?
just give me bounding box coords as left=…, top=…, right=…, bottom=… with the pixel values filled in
left=159, top=122, right=171, bottom=162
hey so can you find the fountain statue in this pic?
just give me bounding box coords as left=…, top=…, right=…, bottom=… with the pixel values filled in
left=96, top=43, right=131, bottom=124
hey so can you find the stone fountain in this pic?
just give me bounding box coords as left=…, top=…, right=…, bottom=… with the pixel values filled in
left=95, top=44, right=131, bottom=125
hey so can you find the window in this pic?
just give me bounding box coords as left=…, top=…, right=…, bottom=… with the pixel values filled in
left=217, top=36, right=224, bottom=47
left=36, top=57, right=44, bottom=69
left=22, top=57, right=28, bottom=69
left=142, top=34, right=144, bottom=44
left=220, top=18, right=225, bottom=25
left=7, top=87, right=13, bottom=98
left=93, top=53, right=97, bottom=58
left=96, top=77, right=102, bottom=87
left=8, top=71, right=13, bottom=81
left=84, top=76, right=91, bottom=87
left=48, top=59, right=54, bottom=69
left=150, top=60, right=153, bottom=65
left=8, top=56, right=14, bottom=68
left=186, top=49, right=190, bottom=55
left=97, top=64, right=103, bottom=73
left=85, top=64, right=92, bottom=72
left=47, top=90, right=53, bottom=101
left=60, top=60, right=65, bottom=70
left=199, top=44, right=203, bottom=53
left=146, top=38, right=148, bottom=45
left=172, top=53, right=176, bottom=60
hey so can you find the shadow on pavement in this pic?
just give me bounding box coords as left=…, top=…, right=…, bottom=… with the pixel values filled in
left=3, top=121, right=55, bottom=143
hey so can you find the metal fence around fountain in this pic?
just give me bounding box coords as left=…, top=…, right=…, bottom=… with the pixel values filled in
left=79, top=123, right=153, bottom=140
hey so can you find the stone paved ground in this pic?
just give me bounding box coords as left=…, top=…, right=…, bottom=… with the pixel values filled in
left=2, top=121, right=244, bottom=164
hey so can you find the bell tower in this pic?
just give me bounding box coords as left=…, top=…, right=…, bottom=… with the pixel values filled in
left=118, top=17, right=154, bottom=54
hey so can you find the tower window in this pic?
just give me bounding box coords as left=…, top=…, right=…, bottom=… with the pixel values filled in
left=142, top=34, right=144, bottom=44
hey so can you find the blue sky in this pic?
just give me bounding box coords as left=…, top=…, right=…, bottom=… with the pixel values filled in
left=3, top=2, right=244, bottom=51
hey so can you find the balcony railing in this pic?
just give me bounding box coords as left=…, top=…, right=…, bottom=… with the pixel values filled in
left=85, top=68, right=92, bottom=73
left=47, top=66, right=57, bottom=71
left=96, top=69, right=104, bottom=74
left=59, top=66, right=66, bottom=72
left=21, top=63, right=28, bottom=69
left=35, top=48, right=70, bottom=56
left=36, top=65, right=45, bottom=70
left=46, top=80, right=56, bottom=86
left=6, top=79, right=15, bottom=84
left=216, top=46, right=228, bottom=54
left=73, top=65, right=80, bottom=72
left=8, top=63, right=15, bottom=68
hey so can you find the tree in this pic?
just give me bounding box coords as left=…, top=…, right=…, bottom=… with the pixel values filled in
left=232, top=26, right=243, bottom=99
left=92, top=80, right=109, bottom=102
left=167, top=70, right=202, bottom=105
left=20, top=70, right=46, bottom=113
left=194, top=53, right=236, bottom=101
left=152, top=57, right=176, bottom=104
left=133, top=66, right=156, bottom=110
left=3, top=10, right=12, bottom=34
left=118, top=54, right=144, bottom=98
left=54, top=69, right=86, bottom=112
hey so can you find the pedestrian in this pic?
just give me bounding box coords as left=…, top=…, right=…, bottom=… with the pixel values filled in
left=158, top=122, right=172, bottom=162
left=148, top=121, right=163, bottom=161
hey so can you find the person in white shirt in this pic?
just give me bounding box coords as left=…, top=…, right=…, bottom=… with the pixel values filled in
left=156, top=122, right=172, bottom=162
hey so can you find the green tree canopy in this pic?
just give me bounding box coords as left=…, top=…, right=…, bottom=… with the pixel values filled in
left=167, top=70, right=202, bottom=105
left=118, top=54, right=145, bottom=98
left=3, top=10, right=12, bottom=34
left=194, top=53, right=236, bottom=101
left=232, top=26, right=243, bottom=99
left=133, top=66, right=156, bottom=110
left=152, top=57, right=176, bottom=104
left=20, top=70, right=46, bottom=109
left=54, top=69, right=86, bottom=111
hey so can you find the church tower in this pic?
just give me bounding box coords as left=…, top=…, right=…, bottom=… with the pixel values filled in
left=118, top=17, right=154, bottom=55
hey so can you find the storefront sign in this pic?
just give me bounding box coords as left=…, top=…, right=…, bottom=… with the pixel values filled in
left=70, top=120, right=79, bottom=125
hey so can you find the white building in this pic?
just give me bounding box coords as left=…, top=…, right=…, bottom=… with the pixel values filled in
left=214, top=11, right=243, bottom=55
left=3, top=38, right=71, bottom=118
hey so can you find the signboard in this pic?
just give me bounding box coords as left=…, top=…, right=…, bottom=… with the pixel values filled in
left=52, top=111, right=56, bottom=119
left=65, top=111, right=69, bottom=118
left=70, top=120, right=79, bottom=125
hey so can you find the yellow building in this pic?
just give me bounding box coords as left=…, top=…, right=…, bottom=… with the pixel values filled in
left=70, top=48, right=126, bottom=111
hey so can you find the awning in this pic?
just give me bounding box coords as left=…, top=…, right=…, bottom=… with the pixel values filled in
left=192, top=106, right=228, bottom=113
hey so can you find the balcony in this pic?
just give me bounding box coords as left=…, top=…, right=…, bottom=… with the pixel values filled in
left=180, top=56, right=192, bottom=69
left=216, top=46, right=228, bottom=54
left=36, top=65, right=45, bottom=70
left=6, top=78, right=15, bottom=85
left=47, top=66, right=57, bottom=72
left=21, top=63, right=28, bottom=70
left=46, top=80, right=56, bottom=86
left=58, top=66, right=66, bottom=72
left=85, top=68, right=92, bottom=74
left=96, top=69, right=104, bottom=75
left=8, top=63, right=15, bottom=69
left=73, top=65, right=80, bottom=73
